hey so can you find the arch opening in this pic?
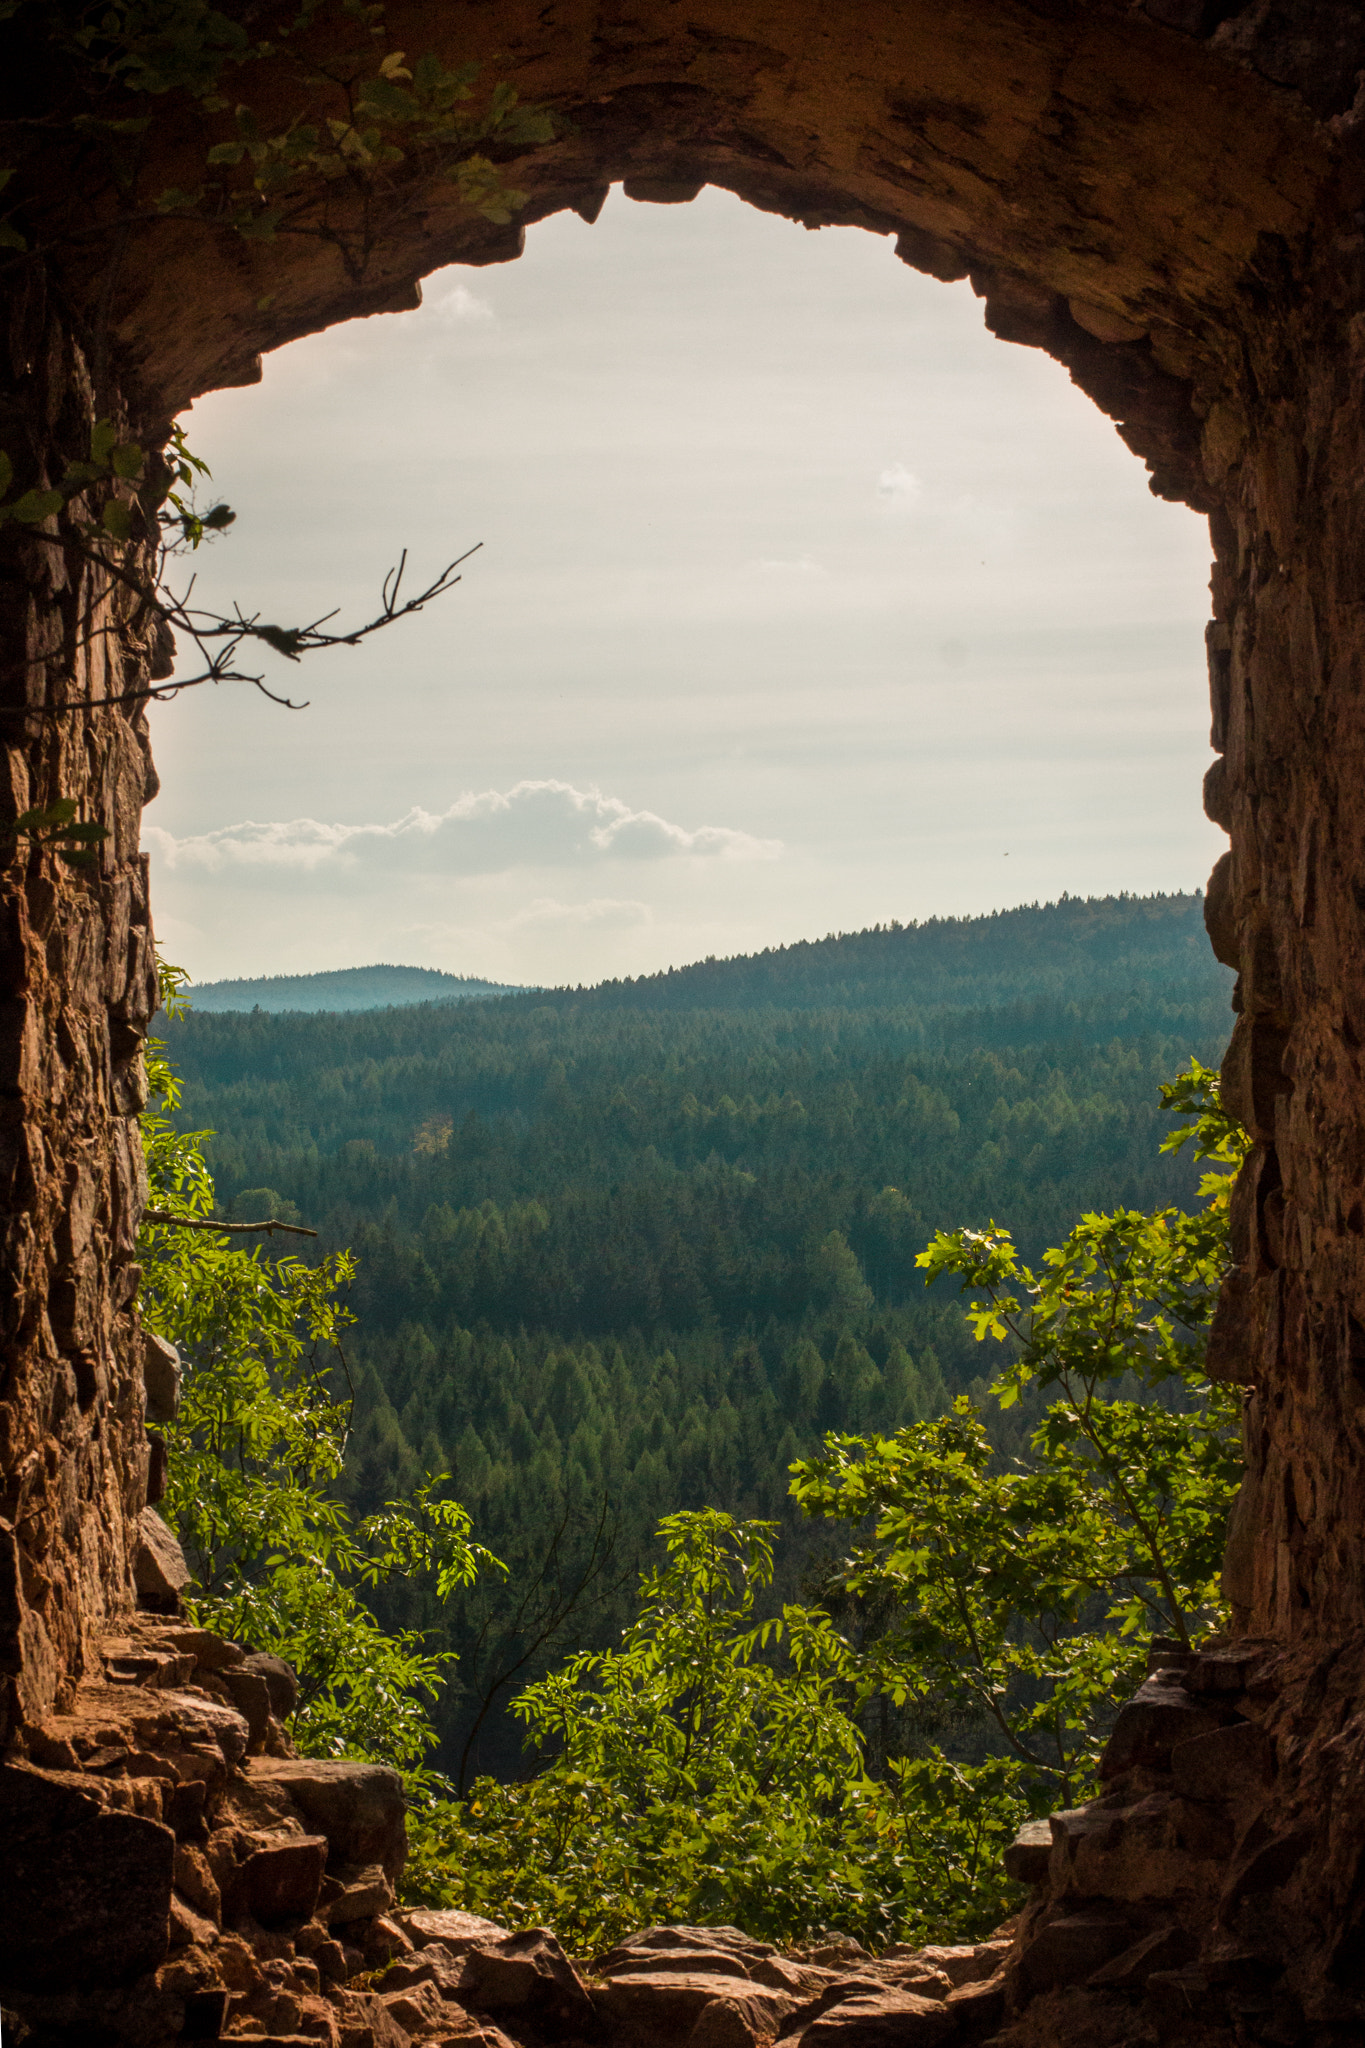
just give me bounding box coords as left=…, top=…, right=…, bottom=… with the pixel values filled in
left=5, top=1, right=1365, bottom=2032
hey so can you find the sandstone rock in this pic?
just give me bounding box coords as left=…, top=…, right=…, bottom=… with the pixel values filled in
left=246, top=1650, right=301, bottom=1720
left=219, top=1664, right=274, bottom=1748
left=359, top=1915, right=416, bottom=1967
left=175, top=1841, right=223, bottom=1921
left=1002, top=1818, right=1052, bottom=1886
left=1018, top=1914, right=1132, bottom=1992
left=1169, top=1718, right=1274, bottom=1802
left=232, top=1833, right=330, bottom=1927
left=888, top=1943, right=1009, bottom=1988
left=383, top=1945, right=468, bottom=1997
left=134, top=1506, right=192, bottom=1613
left=250, top=1758, right=407, bottom=1881
left=159, top=1688, right=252, bottom=1767
left=943, top=1976, right=1006, bottom=2033
left=459, top=1929, right=598, bottom=2035
left=382, top=1977, right=449, bottom=2034
left=599, top=1947, right=753, bottom=1982
left=339, top=1987, right=416, bottom=2047
left=777, top=1974, right=887, bottom=2033
left=1098, top=1678, right=1226, bottom=1779
left=1087, top=1924, right=1196, bottom=1989
left=1183, top=1647, right=1267, bottom=1696
left=593, top=1970, right=791, bottom=2047
left=798, top=1941, right=866, bottom=1970
left=399, top=1909, right=510, bottom=1953
left=143, top=1331, right=183, bottom=1423
left=326, top=1862, right=397, bottom=1926
left=170, top=1890, right=220, bottom=1948
left=783, top=1988, right=953, bottom=2048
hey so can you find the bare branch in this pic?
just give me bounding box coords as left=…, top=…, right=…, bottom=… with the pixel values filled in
left=142, top=1209, right=319, bottom=1239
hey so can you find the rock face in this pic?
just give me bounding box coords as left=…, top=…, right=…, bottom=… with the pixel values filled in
left=8, top=2, right=1365, bottom=2042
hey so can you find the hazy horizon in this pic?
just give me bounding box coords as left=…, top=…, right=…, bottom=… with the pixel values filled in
left=147, top=185, right=1223, bottom=987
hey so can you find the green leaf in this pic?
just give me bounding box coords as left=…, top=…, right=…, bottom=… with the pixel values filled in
left=206, top=140, right=247, bottom=165
left=6, top=488, right=63, bottom=523
left=0, top=450, right=11, bottom=496
left=101, top=499, right=133, bottom=540
left=0, top=222, right=26, bottom=252
left=90, top=419, right=118, bottom=465
left=110, top=441, right=145, bottom=481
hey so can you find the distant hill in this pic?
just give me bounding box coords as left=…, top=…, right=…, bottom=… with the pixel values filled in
left=551, top=890, right=1222, bottom=1014
left=186, top=964, right=521, bottom=1013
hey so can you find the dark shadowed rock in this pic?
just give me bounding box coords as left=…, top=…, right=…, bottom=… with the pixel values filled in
left=1018, top=1915, right=1132, bottom=1992
left=1099, top=1679, right=1225, bottom=1780
left=245, top=1651, right=300, bottom=1720
left=1170, top=1718, right=1274, bottom=1802
left=233, top=1834, right=329, bottom=1927
left=0, top=1761, right=175, bottom=1990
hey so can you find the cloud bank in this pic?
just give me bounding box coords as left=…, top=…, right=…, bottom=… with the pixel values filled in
left=143, top=780, right=780, bottom=881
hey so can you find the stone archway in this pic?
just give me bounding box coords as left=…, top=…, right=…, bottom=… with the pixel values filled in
left=5, top=2, right=1365, bottom=2038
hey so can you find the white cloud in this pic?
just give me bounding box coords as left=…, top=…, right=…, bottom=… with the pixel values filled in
left=433, top=282, right=495, bottom=323
left=142, top=780, right=780, bottom=882
left=877, top=462, right=923, bottom=509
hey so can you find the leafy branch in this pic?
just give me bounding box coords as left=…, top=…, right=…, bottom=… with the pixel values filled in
left=1, top=2, right=559, bottom=287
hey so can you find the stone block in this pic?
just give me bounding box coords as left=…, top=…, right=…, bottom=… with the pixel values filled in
left=1088, top=1924, right=1196, bottom=1990
left=0, top=1760, right=175, bottom=1990
left=250, top=1758, right=406, bottom=1881
left=245, top=1651, right=300, bottom=1720
left=325, top=1863, right=396, bottom=1926
left=220, top=1664, right=274, bottom=1748
left=1018, top=1915, right=1132, bottom=1993
left=381, top=1977, right=448, bottom=2033
left=786, top=1989, right=953, bottom=2048
left=135, top=1506, right=192, bottom=1614
left=1002, top=1817, right=1052, bottom=1885
left=399, top=1907, right=509, bottom=1953
left=592, top=1969, right=789, bottom=2045
left=339, top=1988, right=414, bottom=2047
left=1099, top=1678, right=1225, bottom=1779
left=1170, top=1718, right=1273, bottom=1803
left=234, top=1834, right=329, bottom=1927
left=144, top=1331, right=182, bottom=1423
left=460, top=1929, right=598, bottom=2035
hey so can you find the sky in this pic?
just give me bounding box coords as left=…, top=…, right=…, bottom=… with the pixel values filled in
left=146, top=185, right=1223, bottom=989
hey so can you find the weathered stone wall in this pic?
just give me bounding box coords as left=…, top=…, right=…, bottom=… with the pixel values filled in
left=0, top=280, right=160, bottom=1739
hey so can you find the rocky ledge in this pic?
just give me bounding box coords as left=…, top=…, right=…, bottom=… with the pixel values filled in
left=9, top=1616, right=1365, bottom=2048
left=0, top=1605, right=1013, bottom=2048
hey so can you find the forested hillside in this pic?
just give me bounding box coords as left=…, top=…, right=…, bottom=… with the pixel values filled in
left=164, top=891, right=1232, bottom=1779
left=189, top=962, right=519, bottom=1012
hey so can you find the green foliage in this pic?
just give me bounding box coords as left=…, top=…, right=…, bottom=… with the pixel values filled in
left=3, top=0, right=557, bottom=278
left=410, top=1511, right=892, bottom=1951
left=163, top=895, right=1233, bottom=1774
left=2, top=797, right=108, bottom=867
left=143, top=959, right=497, bottom=1775
left=790, top=1055, right=1245, bottom=1893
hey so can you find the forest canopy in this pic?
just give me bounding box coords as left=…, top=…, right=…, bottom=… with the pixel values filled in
left=160, top=891, right=1233, bottom=1778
